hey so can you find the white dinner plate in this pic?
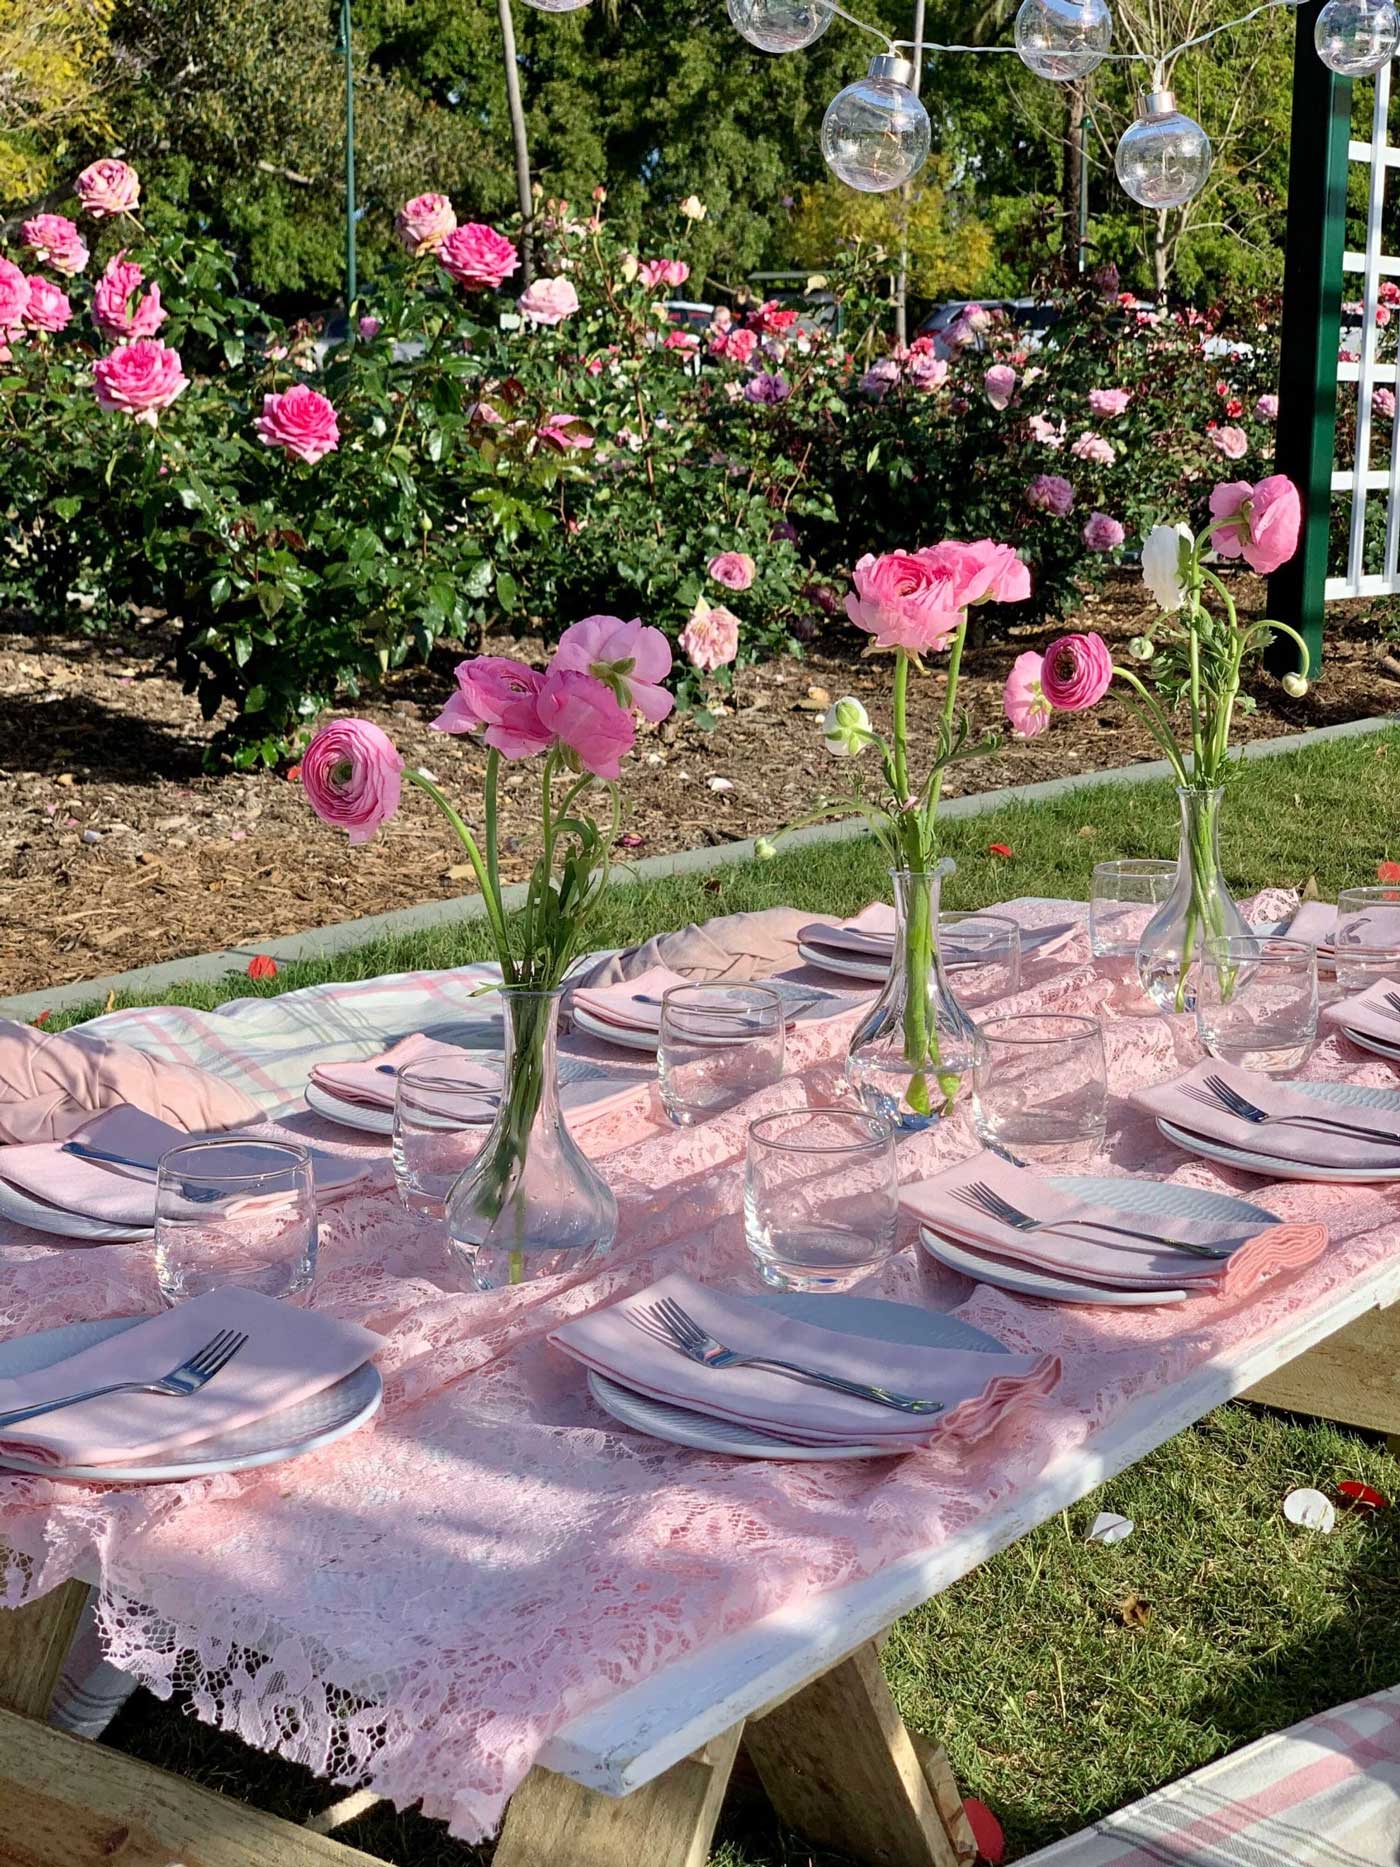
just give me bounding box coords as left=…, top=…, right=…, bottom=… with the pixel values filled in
left=0, top=1315, right=382, bottom=1483
left=797, top=921, right=1081, bottom=985
left=304, top=1080, right=396, bottom=1136
left=918, top=1173, right=1281, bottom=1306
left=0, top=1176, right=152, bottom=1245
left=571, top=985, right=849, bottom=1055
left=1156, top=1079, right=1400, bottom=1182
left=1335, top=1026, right=1400, bottom=1064
left=586, top=1292, right=1008, bottom=1460
left=795, top=942, right=891, bottom=983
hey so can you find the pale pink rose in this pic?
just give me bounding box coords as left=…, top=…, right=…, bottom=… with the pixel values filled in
left=638, top=258, right=690, bottom=290
left=1254, top=393, right=1279, bottom=421
left=680, top=597, right=741, bottom=672
left=518, top=276, right=579, bottom=325
left=1208, top=475, right=1301, bottom=575
left=0, top=258, right=30, bottom=331
left=75, top=158, right=140, bottom=219
left=905, top=352, right=948, bottom=392
left=1028, top=415, right=1064, bottom=448
left=91, top=251, right=166, bottom=342
left=535, top=669, right=636, bottom=779
left=1088, top=387, right=1130, bottom=418
left=1210, top=424, right=1249, bottom=460
left=438, top=223, right=519, bottom=291
left=22, top=277, right=71, bottom=334
left=1070, top=431, right=1114, bottom=466
left=550, top=615, right=674, bottom=723
left=1082, top=511, right=1125, bottom=553
left=1040, top=632, right=1113, bottom=711
left=714, top=327, right=758, bottom=366
left=707, top=551, right=756, bottom=592
left=255, top=385, right=340, bottom=464
left=91, top=338, right=187, bottom=424
left=21, top=214, right=88, bottom=276
left=983, top=364, right=1016, bottom=410
left=1026, top=474, right=1075, bottom=517
left=395, top=192, right=457, bottom=256
left=919, top=540, right=1030, bottom=608
left=432, top=657, right=552, bottom=758
left=845, top=550, right=963, bottom=654
left=535, top=412, right=594, bottom=452
left=303, top=719, right=403, bottom=844
left=1004, top=651, right=1052, bottom=739
left=1375, top=387, right=1397, bottom=420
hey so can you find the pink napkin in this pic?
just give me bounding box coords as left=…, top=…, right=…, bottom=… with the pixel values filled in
left=1286, top=900, right=1339, bottom=951
left=901, top=1148, right=1325, bottom=1297
left=797, top=904, right=896, bottom=958
left=311, top=1034, right=498, bottom=1112
left=550, top=1272, right=1060, bottom=1448
left=1322, top=978, right=1400, bottom=1048
left=571, top=965, right=694, bottom=1033
left=1134, top=1060, right=1400, bottom=1172
left=1335, top=902, right=1400, bottom=955
left=0, top=1106, right=372, bottom=1229
left=0, top=1286, right=381, bottom=1469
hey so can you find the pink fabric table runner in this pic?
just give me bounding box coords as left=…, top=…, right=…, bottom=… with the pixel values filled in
left=4, top=890, right=1399, bottom=1843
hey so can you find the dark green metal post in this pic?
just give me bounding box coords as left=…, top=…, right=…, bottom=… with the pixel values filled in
left=340, top=0, right=358, bottom=308
left=1266, top=0, right=1351, bottom=673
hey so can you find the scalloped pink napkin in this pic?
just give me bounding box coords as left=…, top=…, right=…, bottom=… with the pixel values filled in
left=1134, top=1060, right=1400, bottom=1172
left=1322, top=978, right=1400, bottom=1048
left=550, top=1272, right=1061, bottom=1447
left=311, top=1034, right=497, bottom=1112
left=0, top=1286, right=381, bottom=1469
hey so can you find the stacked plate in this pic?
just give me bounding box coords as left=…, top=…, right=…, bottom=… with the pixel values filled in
left=1138, top=1063, right=1400, bottom=1183
left=1323, top=979, right=1400, bottom=1065
left=795, top=914, right=1079, bottom=983
left=570, top=975, right=846, bottom=1052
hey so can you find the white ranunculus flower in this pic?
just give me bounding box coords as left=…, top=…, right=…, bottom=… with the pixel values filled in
left=822, top=696, right=872, bottom=757
left=679, top=194, right=707, bottom=221
left=1141, top=522, right=1194, bottom=612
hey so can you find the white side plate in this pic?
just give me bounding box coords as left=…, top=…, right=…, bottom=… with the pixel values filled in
left=0, top=1177, right=152, bottom=1245
left=1157, top=1079, right=1400, bottom=1183
left=304, top=1080, right=396, bottom=1136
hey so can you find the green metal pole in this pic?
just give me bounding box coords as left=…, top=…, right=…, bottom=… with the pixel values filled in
left=341, top=0, right=358, bottom=308
left=1266, top=0, right=1351, bottom=674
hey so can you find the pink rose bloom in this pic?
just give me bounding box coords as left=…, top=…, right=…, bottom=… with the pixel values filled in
left=92, top=339, right=187, bottom=424
left=1254, top=393, right=1279, bottom=421
left=1040, top=633, right=1114, bottom=711
left=303, top=719, right=404, bottom=845
left=91, top=251, right=166, bottom=342
left=438, top=223, right=519, bottom=292
left=518, top=276, right=579, bottom=325
left=255, top=384, right=340, bottom=464
left=358, top=316, right=382, bottom=339
left=432, top=657, right=553, bottom=759
left=638, top=258, right=690, bottom=290
left=1208, top=475, right=1301, bottom=575
left=535, top=669, right=636, bottom=779
left=845, top=550, right=963, bottom=654
left=905, top=352, right=948, bottom=392
left=984, top=364, right=1016, bottom=410
left=707, top=551, right=756, bottom=592
left=920, top=540, right=1030, bottom=608
left=663, top=329, right=700, bottom=354
left=21, top=214, right=88, bottom=276
left=75, top=158, right=140, bottom=219
left=0, top=258, right=31, bottom=331
left=1027, top=415, right=1064, bottom=448
left=535, top=412, right=594, bottom=452
left=395, top=192, right=457, bottom=256
left=1088, top=387, right=1130, bottom=418
left=22, top=277, right=71, bottom=334
left=860, top=358, right=901, bottom=400
left=1082, top=511, right=1125, bottom=553
left=1026, top=474, right=1075, bottom=518
left=1070, top=431, right=1114, bottom=466
left=721, top=328, right=759, bottom=366
left=1375, top=387, right=1397, bottom=419
left=1210, top=424, right=1248, bottom=460
left=1004, top=651, right=1052, bottom=739
left=680, top=597, right=741, bottom=672
left=550, top=615, right=674, bottom=723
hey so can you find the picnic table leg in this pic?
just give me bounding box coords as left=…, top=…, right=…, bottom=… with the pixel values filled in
left=0, top=1579, right=91, bottom=1719
left=744, top=1639, right=976, bottom=1867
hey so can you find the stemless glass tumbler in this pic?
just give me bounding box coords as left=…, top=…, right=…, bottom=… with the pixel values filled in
left=392, top=1056, right=500, bottom=1217
left=744, top=1108, right=898, bottom=1291
left=155, top=1138, right=317, bottom=1306
left=1195, top=936, right=1317, bottom=1075
left=1089, top=858, right=1177, bottom=958
left=658, top=983, right=786, bottom=1125
left=971, top=1013, right=1107, bottom=1163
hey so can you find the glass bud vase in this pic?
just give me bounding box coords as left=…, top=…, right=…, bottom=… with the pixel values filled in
left=1136, top=786, right=1249, bottom=1014
left=845, top=866, right=978, bottom=1131
left=444, top=987, right=618, bottom=1290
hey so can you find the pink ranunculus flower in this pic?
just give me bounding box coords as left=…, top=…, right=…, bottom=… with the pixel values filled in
left=75, top=158, right=140, bottom=219
left=432, top=657, right=553, bottom=758
left=395, top=192, right=457, bottom=256
left=905, top=352, right=948, bottom=392
left=255, top=384, right=340, bottom=464
left=535, top=669, right=636, bottom=779
left=920, top=540, right=1030, bottom=609
left=22, top=277, right=72, bottom=334
left=535, top=412, right=594, bottom=453
left=438, top=222, right=519, bottom=292
left=1040, top=632, right=1114, bottom=712
left=303, top=720, right=403, bottom=844
left=1070, top=431, right=1115, bottom=466
left=358, top=315, right=382, bottom=339
left=1026, top=474, right=1075, bottom=518
left=1088, top=387, right=1130, bottom=418
left=91, top=338, right=187, bottom=424
left=983, top=364, right=1016, bottom=410
left=845, top=550, right=963, bottom=654
left=1082, top=511, right=1125, bottom=553
left=1027, top=414, right=1064, bottom=448
left=518, top=276, right=579, bottom=325
left=1254, top=393, right=1279, bottom=422
left=1375, top=387, right=1397, bottom=420
left=1004, top=651, right=1052, bottom=739
left=21, top=214, right=89, bottom=276
left=680, top=597, right=741, bottom=672
left=637, top=258, right=690, bottom=291
left=1207, top=475, right=1301, bottom=576
left=550, top=615, right=674, bottom=723
left=707, top=551, right=756, bottom=592
left=91, top=251, right=166, bottom=342
left=1210, top=424, right=1249, bottom=460
left=0, top=258, right=31, bottom=331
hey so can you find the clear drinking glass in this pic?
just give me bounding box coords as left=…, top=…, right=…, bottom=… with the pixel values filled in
left=972, top=1013, right=1107, bottom=1163
left=154, top=1138, right=317, bottom=1306
left=392, top=1056, right=500, bottom=1217
left=658, top=983, right=786, bottom=1125
left=1334, top=885, right=1400, bottom=993
left=1195, top=936, right=1317, bottom=1075
left=744, top=1107, right=898, bottom=1292
left=941, top=913, right=1022, bottom=1008
left=1090, top=858, right=1178, bottom=958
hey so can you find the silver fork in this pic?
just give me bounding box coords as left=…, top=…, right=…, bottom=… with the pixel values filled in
left=949, top=1181, right=1234, bottom=1260
left=0, top=1329, right=249, bottom=1433
left=59, top=1141, right=224, bottom=1202
left=1184, top=1074, right=1400, bottom=1147
left=630, top=1297, right=944, bottom=1414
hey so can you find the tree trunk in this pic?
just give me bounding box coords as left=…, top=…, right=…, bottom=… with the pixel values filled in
left=496, top=0, right=535, bottom=285
left=1063, top=81, right=1084, bottom=258
left=1151, top=209, right=1170, bottom=295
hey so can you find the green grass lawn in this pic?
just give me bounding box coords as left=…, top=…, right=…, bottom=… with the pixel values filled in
left=82, top=727, right=1400, bottom=1860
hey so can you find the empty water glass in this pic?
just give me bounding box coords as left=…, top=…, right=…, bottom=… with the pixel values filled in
left=155, top=1138, right=316, bottom=1306
left=659, top=983, right=785, bottom=1125
left=393, top=1056, right=500, bottom=1217
left=972, top=1013, right=1107, bottom=1163
left=1334, top=885, right=1400, bottom=993
left=1195, top=936, right=1317, bottom=1075
left=1090, top=859, right=1177, bottom=958
left=744, top=1107, right=898, bottom=1291
left=941, top=912, right=1022, bottom=1007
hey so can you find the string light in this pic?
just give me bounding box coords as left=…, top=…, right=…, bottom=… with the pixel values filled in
left=1314, top=0, right=1399, bottom=71
left=821, top=54, right=932, bottom=191
left=1114, top=89, right=1214, bottom=208
left=728, top=0, right=834, bottom=53
left=1013, top=0, right=1114, bottom=80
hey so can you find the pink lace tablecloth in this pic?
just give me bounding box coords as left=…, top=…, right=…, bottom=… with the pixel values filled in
left=3, top=893, right=1398, bottom=1842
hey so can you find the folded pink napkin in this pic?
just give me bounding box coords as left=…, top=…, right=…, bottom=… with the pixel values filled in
left=0, top=1286, right=381, bottom=1469
left=1286, top=900, right=1339, bottom=950
left=797, top=904, right=896, bottom=958
left=0, top=1106, right=372, bottom=1229
left=1335, top=902, right=1400, bottom=955
left=571, top=964, right=693, bottom=1033
left=1322, top=978, right=1400, bottom=1047
left=901, top=1148, right=1325, bottom=1296
left=551, top=1272, right=1060, bottom=1448
left=1133, top=1060, right=1400, bottom=1172
left=311, top=1034, right=498, bottom=1112
left=571, top=967, right=831, bottom=1040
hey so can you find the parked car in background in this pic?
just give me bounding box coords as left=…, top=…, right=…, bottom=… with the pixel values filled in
left=919, top=298, right=1060, bottom=357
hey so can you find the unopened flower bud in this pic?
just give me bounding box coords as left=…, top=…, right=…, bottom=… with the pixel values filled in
left=754, top=835, right=777, bottom=861
left=822, top=696, right=871, bottom=757
left=1128, top=635, right=1155, bottom=661
left=1281, top=671, right=1309, bottom=697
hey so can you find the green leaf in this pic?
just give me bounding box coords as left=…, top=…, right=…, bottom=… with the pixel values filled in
left=245, top=684, right=268, bottom=712
left=495, top=571, right=519, bottom=611
left=209, top=575, right=232, bottom=606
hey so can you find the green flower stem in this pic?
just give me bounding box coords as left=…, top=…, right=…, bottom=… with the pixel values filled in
left=928, top=616, right=968, bottom=827
left=1175, top=789, right=1231, bottom=1014
left=891, top=649, right=911, bottom=802
left=405, top=768, right=517, bottom=983
left=1110, top=665, right=1192, bottom=785
left=484, top=747, right=502, bottom=904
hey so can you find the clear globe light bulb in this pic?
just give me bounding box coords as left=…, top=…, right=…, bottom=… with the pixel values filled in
left=1315, top=0, right=1399, bottom=72
left=728, top=0, right=833, bottom=52
left=821, top=55, right=932, bottom=194
left=519, top=0, right=591, bottom=11
left=1013, top=0, right=1113, bottom=80
left=1114, top=90, right=1213, bottom=210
